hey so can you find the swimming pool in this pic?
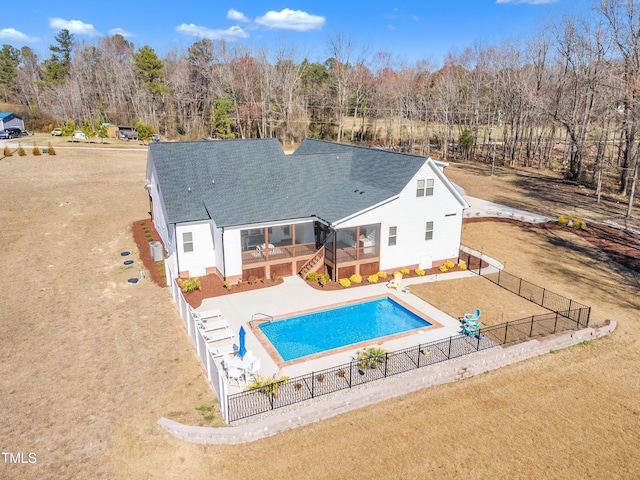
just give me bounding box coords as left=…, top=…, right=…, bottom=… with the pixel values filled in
left=259, top=297, right=431, bottom=361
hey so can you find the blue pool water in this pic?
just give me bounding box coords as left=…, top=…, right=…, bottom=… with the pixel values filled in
left=259, top=297, right=431, bottom=361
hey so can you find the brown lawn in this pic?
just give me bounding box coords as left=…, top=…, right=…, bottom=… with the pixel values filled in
left=1, top=150, right=639, bottom=479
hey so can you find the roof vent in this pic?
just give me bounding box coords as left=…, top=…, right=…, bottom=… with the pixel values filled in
left=187, top=187, right=192, bottom=193
left=360, top=191, right=365, bottom=194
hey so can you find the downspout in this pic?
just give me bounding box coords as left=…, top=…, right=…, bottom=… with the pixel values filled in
left=173, top=223, right=181, bottom=278
left=221, top=227, right=226, bottom=280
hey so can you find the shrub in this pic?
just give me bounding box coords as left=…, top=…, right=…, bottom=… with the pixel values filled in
left=32, top=144, right=41, bottom=156
left=223, top=280, right=232, bottom=290
left=318, top=273, right=330, bottom=286
left=47, top=142, right=56, bottom=155
left=444, top=260, right=455, bottom=269
left=178, top=277, right=201, bottom=293
left=572, top=218, right=587, bottom=230
left=439, top=265, right=449, bottom=273
left=3, top=146, right=11, bottom=156
left=306, top=271, right=318, bottom=281
left=367, top=274, right=379, bottom=283
left=246, top=372, right=289, bottom=398
left=349, top=273, right=362, bottom=283
left=457, top=262, right=467, bottom=270
left=377, top=271, right=387, bottom=279
left=17, top=145, right=26, bottom=156
left=557, top=215, right=570, bottom=226
left=271, top=273, right=280, bottom=281
left=399, top=267, right=410, bottom=275
left=339, top=278, right=351, bottom=288
left=415, top=269, right=425, bottom=276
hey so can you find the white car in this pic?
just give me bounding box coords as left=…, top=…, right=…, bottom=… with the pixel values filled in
left=72, top=131, right=88, bottom=141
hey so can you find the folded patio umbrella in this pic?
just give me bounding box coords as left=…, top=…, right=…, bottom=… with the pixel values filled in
left=238, top=326, right=247, bottom=358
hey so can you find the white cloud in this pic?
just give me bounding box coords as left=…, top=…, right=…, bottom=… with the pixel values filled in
left=0, top=28, right=38, bottom=43
left=176, top=24, right=249, bottom=41
left=49, top=18, right=99, bottom=36
left=255, top=9, right=325, bottom=31
left=496, top=0, right=558, bottom=4
left=387, top=25, right=397, bottom=31
left=228, top=9, right=249, bottom=22
left=109, top=28, right=134, bottom=38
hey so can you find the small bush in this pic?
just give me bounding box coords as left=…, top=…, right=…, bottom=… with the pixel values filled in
left=572, top=218, right=587, bottom=230
left=444, top=260, right=455, bottom=269
left=415, top=269, right=425, bottom=276
left=349, top=273, right=362, bottom=283
left=377, top=271, right=387, bottom=279
left=318, top=273, right=330, bottom=286
left=557, top=215, right=570, bottom=226
left=47, top=142, right=56, bottom=155
left=271, top=273, right=280, bottom=281
left=17, top=145, right=26, bottom=156
left=32, top=144, right=41, bottom=156
left=367, top=274, right=379, bottom=283
left=223, top=280, right=232, bottom=290
left=3, top=146, right=12, bottom=156
left=247, top=275, right=258, bottom=285
left=457, top=262, right=467, bottom=270
left=306, top=271, right=318, bottom=281
left=439, top=265, right=449, bottom=273
left=399, top=267, right=410, bottom=275
left=339, top=278, right=351, bottom=288
left=178, top=277, right=201, bottom=293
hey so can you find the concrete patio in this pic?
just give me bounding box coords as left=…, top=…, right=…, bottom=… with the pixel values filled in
left=198, top=253, right=502, bottom=390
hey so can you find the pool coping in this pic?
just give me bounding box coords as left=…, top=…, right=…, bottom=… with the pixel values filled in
left=251, top=294, right=444, bottom=368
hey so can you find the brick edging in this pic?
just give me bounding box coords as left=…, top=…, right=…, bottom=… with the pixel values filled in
left=158, top=320, right=616, bottom=444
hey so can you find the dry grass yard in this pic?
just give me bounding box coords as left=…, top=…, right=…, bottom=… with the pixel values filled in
left=1, top=147, right=639, bottom=479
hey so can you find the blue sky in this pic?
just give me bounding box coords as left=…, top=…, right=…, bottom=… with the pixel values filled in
left=2, top=1, right=592, bottom=66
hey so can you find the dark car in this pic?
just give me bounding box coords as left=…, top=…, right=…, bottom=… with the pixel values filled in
left=116, top=126, right=138, bottom=141
left=0, top=127, right=22, bottom=139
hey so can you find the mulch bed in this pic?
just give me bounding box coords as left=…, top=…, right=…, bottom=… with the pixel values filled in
left=133, top=215, right=640, bottom=308
left=464, top=217, right=640, bottom=274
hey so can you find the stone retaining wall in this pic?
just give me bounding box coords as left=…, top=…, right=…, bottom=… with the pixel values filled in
left=158, top=320, right=616, bottom=444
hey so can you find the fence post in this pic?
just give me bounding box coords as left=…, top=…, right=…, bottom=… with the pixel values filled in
left=553, top=312, right=558, bottom=332
left=541, top=288, right=546, bottom=308
left=384, top=353, right=388, bottom=377
left=529, top=316, right=535, bottom=337
left=586, top=307, right=591, bottom=328
left=504, top=322, right=509, bottom=344
left=497, top=269, right=501, bottom=286
left=349, top=360, right=353, bottom=387
left=518, top=278, right=522, bottom=296
left=311, top=372, right=315, bottom=398
left=447, top=337, right=452, bottom=359
left=478, top=256, right=482, bottom=276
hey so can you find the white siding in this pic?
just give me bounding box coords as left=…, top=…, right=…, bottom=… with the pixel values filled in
left=147, top=164, right=174, bottom=255
left=176, top=222, right=216, bottom=277
left=334, top=159, right=465, bottom=270
left=222, top=229, right=243, bottom=277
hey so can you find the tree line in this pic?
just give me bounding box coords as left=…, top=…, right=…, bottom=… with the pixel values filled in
left=0, top=0, right=638, bottom=213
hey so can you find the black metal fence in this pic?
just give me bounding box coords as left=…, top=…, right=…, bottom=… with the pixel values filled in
left=227, top=296, right=591, bottom=422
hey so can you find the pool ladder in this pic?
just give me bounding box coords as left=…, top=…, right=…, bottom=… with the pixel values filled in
left=250, top=312, right=273, bottom=329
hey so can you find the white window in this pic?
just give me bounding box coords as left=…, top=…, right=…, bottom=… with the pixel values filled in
left=183, top=232, right=194, bottom=252
left=416, top=179, right=434, bottom=197
left=425, top=221, right=434, bottom=241
left=388, top=226, right=397, bottom=246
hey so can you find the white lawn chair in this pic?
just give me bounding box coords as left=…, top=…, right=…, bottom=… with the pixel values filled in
left=387, top=272, right=403, bottom=291
left=197, top=319, right=231, bottom=332
left=189, top=305, right=223, bottom=321
left=203, top=329, right=235, bottom=343
left=209, top=343, right=236, bottom=358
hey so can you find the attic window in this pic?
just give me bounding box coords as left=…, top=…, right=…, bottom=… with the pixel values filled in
left=416, top=179, right=434, bottom=197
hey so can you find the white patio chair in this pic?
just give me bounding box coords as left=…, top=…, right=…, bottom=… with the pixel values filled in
left=210, top=344, right=235, bottom=358
left=203, top=329, right=235, bottom=343
left=227, top=366, right=244, bottom=386
left=197, top=319, right=231, bottom=332
left=189, top=305, right=223, bottom=321
left=246, top=358, right=261, bottom=381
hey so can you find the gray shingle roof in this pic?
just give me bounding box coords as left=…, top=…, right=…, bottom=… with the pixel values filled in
left=149, top=138, right=431, bottom=227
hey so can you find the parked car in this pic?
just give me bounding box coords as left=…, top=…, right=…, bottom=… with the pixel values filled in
left=21, top=130, right=33, bottom=136
left=116, top=126, right=138, bottom=140
left=51, top=128, right=62, bottom=136
left=0, top=127, right=22, bottom=139
left=151, top=134, right=161, bottom=143
left=72, top=131, right=88, bottom=141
